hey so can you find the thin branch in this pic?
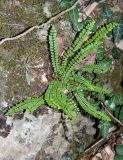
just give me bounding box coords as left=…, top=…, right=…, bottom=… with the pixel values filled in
left=84, top=137, right=107, bottom=155
left=100, top=102, right=123, bottom=126
left=81, top=125, right=123, bottom=159
left=0, top=0, right=81, bottom=46
left=80, top=103, right=123, bottom=159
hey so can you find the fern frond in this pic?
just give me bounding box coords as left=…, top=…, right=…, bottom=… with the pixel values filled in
left=45, top=80, right=78, bottom=119
left=63, top=40, right=102, bottom=82
left=66, top=83, right=87, bottom=91
left=49, top=25, right=60, bottom=76
left=75, top=91, right=111, bottom=121
left=62, top=22, right=117, bottom=81
left=80, top=62, right=111, bottom=74
left=71, top=76, right=111, bottom=95
left=4, top=21, right=118, bottom=123
left=62, top=20, right=95, bottom=68
left=83, top=22, right=117, bottom=47
left=5, top=96, right=45, bottom=116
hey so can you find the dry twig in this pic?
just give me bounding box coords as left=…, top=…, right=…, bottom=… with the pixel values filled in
left=80, top=126, right=123, bottom=159
left=80, top=103, right=123, bottom=159
left=101, top=102, right=123, bottom=126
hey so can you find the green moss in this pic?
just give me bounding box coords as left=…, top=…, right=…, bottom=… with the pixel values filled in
left=50, top=1, right=62, bottom=15
left=6, top=73, right=28, bottom=101
left=0, top=32, right=48, bottom=70
left=4, top=60, right=17, bottom=70
left=0, top=0, right=49, bottom=37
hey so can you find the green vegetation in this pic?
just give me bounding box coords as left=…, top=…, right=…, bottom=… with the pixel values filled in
left=5, top=20, right=118, bottom=121
left=114, top=144, right=123, bottom=160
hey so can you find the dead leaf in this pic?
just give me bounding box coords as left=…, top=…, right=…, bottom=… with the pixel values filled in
left=116, top=40, right=123, bottom=51
left=92, top=145, right=115, bottom=160
left=84, top=2, right=98, bottom=17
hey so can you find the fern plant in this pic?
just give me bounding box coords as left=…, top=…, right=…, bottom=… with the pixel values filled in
left=5, top=20, right=118, bottom=121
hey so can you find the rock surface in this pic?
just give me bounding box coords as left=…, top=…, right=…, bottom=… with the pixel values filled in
left=0, top=109, right=61, bottom=160
left=1, top=1, right=123, bottom=160
left=0, top=108, right=96, bottom=160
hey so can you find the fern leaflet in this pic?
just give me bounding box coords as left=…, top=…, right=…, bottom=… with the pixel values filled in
left=62, top=20, right=95, bottom=68
left=49, top=25, right=60, bottom=76
left=75, top=91, right=111, bottom=121
left=5, top=96, right=45, bottom=116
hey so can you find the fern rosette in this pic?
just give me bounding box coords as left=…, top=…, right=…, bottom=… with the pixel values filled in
left=5, top=21, right=118, bottom=122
